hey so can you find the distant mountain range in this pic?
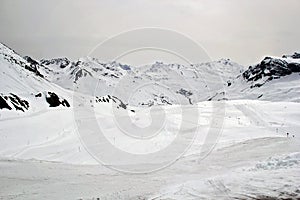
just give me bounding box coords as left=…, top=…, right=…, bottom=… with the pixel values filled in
left=0, top=42, right=299, bottom=114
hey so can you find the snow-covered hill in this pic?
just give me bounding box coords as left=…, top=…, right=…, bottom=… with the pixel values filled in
left=38, top=51, right=300, bottom=106
left=37, top=57, right=241, bottom=106
left=0, top=43, right=299, bottom=199
left=2, top=41, right=299, bottom=114
left=0, top=43, right=72, bottom=116
left=222, top=54, right=300, bottom=102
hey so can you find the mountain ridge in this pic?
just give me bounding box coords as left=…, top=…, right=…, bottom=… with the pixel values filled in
left=0, top=42, right=299, bottom=116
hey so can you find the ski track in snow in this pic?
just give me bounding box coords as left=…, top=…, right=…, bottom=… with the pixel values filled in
left=234, top=104, right=270, bottom=127
left=0, top=43, right=300, bottom=199
left=11, top=126, right=77, bottom=158
left=0, top=100, right=299, bottom=199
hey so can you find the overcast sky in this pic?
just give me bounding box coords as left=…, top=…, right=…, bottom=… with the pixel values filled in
left=1, top=0, right=300, bottom=66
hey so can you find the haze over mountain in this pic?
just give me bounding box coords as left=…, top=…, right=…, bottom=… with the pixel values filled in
left=1, top=0, right=300, bottom=65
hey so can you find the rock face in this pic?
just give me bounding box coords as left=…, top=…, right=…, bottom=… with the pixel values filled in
left=0, top=44, right=44, bottom=78
left=0, top=93, right=29, bottom=112
left=0, top=96, right=12, bottom=110
left=23, top=56, right=40, bottom=68
left=176, top=88, right=193, bottom=104
left=283, top=52, right=300, bottom=59
left=22, top=56, right=45, bottom=78
left=242, top=56, right=300, bottom=88
left=45, top=92, right=70, bottom=108
left=40, top=58, right=71, bottom=69
left=70, top=66, right=93, bottom=83
left=0, top=92, right=70, bottom=112
left=95, top=95, right=127, bottom=110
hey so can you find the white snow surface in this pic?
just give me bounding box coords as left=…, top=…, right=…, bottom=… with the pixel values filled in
left=0, top=100, right=299, bottom=199
left=0, top=43, right=300, bottom=199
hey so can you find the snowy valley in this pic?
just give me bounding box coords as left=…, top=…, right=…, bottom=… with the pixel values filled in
left=0, top=42, right=300, bottom=199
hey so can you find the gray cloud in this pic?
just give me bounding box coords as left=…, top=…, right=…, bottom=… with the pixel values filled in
left=1, top=0, right=299, bottom=65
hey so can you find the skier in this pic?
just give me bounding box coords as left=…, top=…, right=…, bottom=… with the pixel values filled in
left=287, top=132, right=289, bottom=137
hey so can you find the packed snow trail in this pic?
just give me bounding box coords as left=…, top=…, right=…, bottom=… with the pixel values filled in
left=234, top=104, right=270, bottom=127
left=0, top=87, right=299, bottom=199
left=0, top=137, right=299, bottom=199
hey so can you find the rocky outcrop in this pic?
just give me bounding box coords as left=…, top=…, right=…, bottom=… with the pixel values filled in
left=1, top=52, right=44, bottom=78
left=283, top=52, right=300, bottom=59
left=242, top=56, right=300, bottom=88
left=70, top=68, right=93, bottom=83
left=45, top=92, right=70, bottom=107
left=23, top=56, right=45, bottom=78
left=0, top=93, right=29, bottom=112
left=95, top=95, right=129, bottom=110
left=0, top=96, right=12, bottom=110
left=177, top=88, right=193, bottom=104
left=40, top=58, right=71, bottom=69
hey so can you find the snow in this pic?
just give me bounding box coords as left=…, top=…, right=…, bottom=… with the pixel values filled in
left=0, top=43, right=299, bottom=199
left=0, top=99, right=299, bottom=199
left=251, top=152, right=300, bottom=171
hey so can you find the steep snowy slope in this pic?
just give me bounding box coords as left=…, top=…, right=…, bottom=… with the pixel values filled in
left=0, top=43, right=299, bottom=199
left=39, top=53, right=300, bottom=106
left=2, top=41, right=299, bottom=113
left=0, top=43, right=71, bottom=115
left=0, top=43, right=47, bottom=94
left=39, top=57, right=245, bottom=106
left=221, top=54, right=300, bottom=102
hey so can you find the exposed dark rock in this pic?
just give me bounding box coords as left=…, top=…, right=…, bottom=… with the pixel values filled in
left=159, top=95, right=172, bottom=105
left=35, top=93, right=42, bottom=97
left=257, top=94, right=263, bottom=99
left=177, top=88, right=192, bottom=97
left=140, top=100, right=154, bottom=107
left=95, top=95, right=128, bottom=110
left=110, top=74, right=119, bottom=78
left=119, top=64, right=131, bottom=70
left=23, top=56, right=44, bottom=78
left=46, top=92, right=61, bottom=107
left=1, top=53, right=44, bottom=78
left=288, top=62, right=300, bottom=72
left=207, top=91, right=225, bottom=101
left=9, top=93, right=29, bottom=110
left=70, top=68, right=93, bottom=83
left=40, top=58, right=70, bottom=69
left=0, top=44, right=44, bottom=78
left=0, top=96, right=12, bottom=110
left=0, top=93, right=29, bottom=112
left=282, top=52, right=300, bottom=59
left=24, top=56, right=40, bottom=68
left=242, top=56, right=300, bottom=88
left=176, top=88, right=193, bottom=104
left=113, top=96, right=127, bottom=109
left=61, top=99, right=70, bottom=107
left=45, top=92, right=70, bottom=108
left=227, top=80, right=232, bottom=86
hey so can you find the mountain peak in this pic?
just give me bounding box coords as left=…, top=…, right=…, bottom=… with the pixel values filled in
left=243, top=54, right=300, bottom=88
left=40, top=57, right=71, bottom=69
left=282, top=52, right=300, bottom=59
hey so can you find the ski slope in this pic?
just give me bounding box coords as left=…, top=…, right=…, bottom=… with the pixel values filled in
left=0, top=100, right=299, bottom=199
left=0, top=42, right=299, bottom=199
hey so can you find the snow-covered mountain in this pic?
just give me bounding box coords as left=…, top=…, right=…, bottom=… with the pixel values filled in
left=223, top=54, right=300, bottom=102
left=38, top=49, right=300, bottom=105
left=0, top=43, right=71, bottom=114
left=1, top=42, right=300, bottom=199
left=1, top=42, right=300, bottom=115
